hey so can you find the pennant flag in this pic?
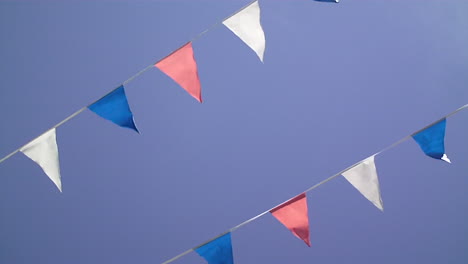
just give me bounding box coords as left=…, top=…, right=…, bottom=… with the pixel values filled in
left=223, top=0, right=266, bottom=62
left=88, top=85, right=139, bottom=133
left=195, top=233, right=234, bottom=264
left=20, top=128, right=62, bottom=192
left=314, top=0, right=340, bottom=3
left=342, top=156, right=383, bottom=211
left=412, top=119, right=451, bottom=163
left=270, top=193, right=311, bottom=247
left=155, top=42, right=202, bottom=102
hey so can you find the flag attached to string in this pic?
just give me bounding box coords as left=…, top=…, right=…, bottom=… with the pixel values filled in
left=155, top=42, right=202, bottom=102
left=412, top=119, right=451, bottom=163
left=223, top=0, right=266, bottom=62
left=88, top=85, right=139, bottom=133
left=342, top=156, right=384, bottom=211
left=20, top=128, right=62, bottom=192
left=195, top=233, right=234, bottom=264
left=270, top=193, right=311, bottom=246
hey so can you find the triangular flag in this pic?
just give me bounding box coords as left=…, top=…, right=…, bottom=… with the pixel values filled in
left=270, top=193, right=311, bottom=247
left=342, top=156, right=383, bottom=211
left=20, top=128, right=62, bottom=192
left=223, top=0, right=266, bottom=62
left=412, top=119, right=451, bottom=163
left=88, top=85, right=139, bottom=133
left=195, top=233, right=234, bottom=264
left=155, top=42, right=202, bottom=102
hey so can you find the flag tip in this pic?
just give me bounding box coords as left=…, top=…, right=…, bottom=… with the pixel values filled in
left=441, top=154, right=451, bottom=163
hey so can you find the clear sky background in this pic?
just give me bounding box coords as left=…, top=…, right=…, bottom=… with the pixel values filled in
left=0, top=0, right=467, bottom=263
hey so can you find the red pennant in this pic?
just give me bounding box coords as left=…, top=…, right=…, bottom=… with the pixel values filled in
left=155, top=42, right=202, bottom=102
left=270, top=193, right=311, bottom=247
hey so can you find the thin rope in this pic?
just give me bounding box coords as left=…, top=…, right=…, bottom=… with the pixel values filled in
left=156, top=0, right=258, bottom=65
left=160, top=103, right=468, bottom=264
left=122, top=64, right=155, bottom=86
left=189, top=0, right=258, bottom=43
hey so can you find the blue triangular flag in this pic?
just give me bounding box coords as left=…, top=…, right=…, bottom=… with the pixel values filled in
left=88, top=85, right=139, bottom=133
left=412, top=118, right=450, bottom=163
left=195, top=233, right=234, bottom=264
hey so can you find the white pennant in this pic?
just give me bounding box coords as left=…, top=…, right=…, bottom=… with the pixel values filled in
left=342, top=156, right=383, bottom=211
left=20, top=128, right=62, bottom=192
left=223, top=0, right=266, bottom=62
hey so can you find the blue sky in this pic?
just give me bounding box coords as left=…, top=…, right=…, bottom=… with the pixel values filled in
left=0, top=0, right=467, bottom=263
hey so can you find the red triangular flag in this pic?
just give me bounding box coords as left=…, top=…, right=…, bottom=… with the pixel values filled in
left=270, top=193, right=311, bottom=247
left=155, top=42, right=202, bottom=102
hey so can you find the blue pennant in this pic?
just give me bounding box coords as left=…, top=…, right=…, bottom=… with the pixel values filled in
left=88, top=85, right=139, bottom=133
left=195, top=233, right=234, bottom=264
left=412, top=119, right=449, bottom=162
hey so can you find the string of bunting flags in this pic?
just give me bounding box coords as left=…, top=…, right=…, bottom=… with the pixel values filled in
left=0, top=0, right=338, bottom=190
left=1, top=0, right=337, bottom=191
left=158, top=104, right=466, bottom=264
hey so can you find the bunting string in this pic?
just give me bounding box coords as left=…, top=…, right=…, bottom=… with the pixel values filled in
left=0, top=0, right=261, bottom=165
left=161, top=103, right=468, bottom=264
left=189, top=0, right=259, bottom=43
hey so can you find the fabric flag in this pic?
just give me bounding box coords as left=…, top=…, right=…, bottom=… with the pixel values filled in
left=20, top=128, right=62, bottom=192
left=412, top=119, right=450, bottom=163
left=223, top=0, right=266, bottom=62
left=342, top=156, right=383, bottom=211
left=314, top=0, right=340, bottom=3
left=88, top=85, right=139, bottom=133
left=270, top=193, right=311, bottom=247
left=155, top=42, right=202, bottom=102
left=195, top=233, right=234, bottom=264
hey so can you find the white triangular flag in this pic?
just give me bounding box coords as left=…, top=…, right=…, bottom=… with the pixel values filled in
left=20, top=128, right=62, bottom=192
left=223, top=0, right=266, bottom=62
left=342, top=156, right=383, bottom=211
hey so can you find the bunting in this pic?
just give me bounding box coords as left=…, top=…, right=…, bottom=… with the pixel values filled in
left=88, top=85, right=139, bottom=133
left=0, top=0, right=467, bottom=263
left=342, top=156, right=383, bottom=211
left=223, top=0, right=266, bottom=62
left=155, top=42, right=202, bottom=102
left=270, top=193, right=311, bottom=246
left=412, top=119, right=450, bottom=163
left=195, top=233, right=234, bottom=264
left=20, top=128, right=62, bottom=192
